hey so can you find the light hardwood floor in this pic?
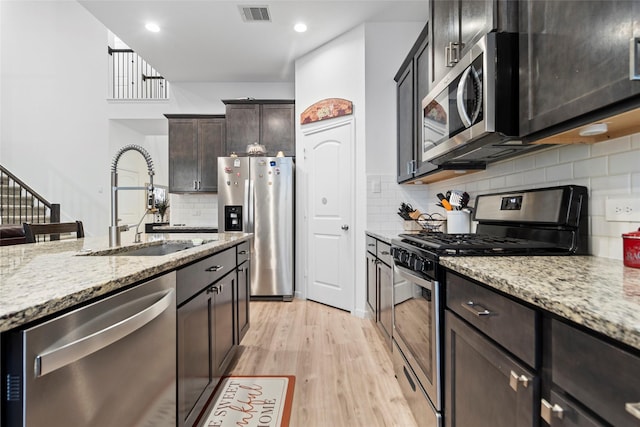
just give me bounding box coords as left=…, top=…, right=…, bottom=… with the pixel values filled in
left=228, top=299, right=419, bottom=427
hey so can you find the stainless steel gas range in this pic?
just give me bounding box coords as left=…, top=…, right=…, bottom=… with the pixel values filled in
left=390, top=185, right=588, bottom=426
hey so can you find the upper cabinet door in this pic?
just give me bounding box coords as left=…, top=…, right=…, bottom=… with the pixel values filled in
left=260, top=103, right=295, bottom=156
left=225, top=104, right=260, bottom=156
left=396, top=63, right=415, bottom=183
left=431, top=0, right=457, bottom=86
left=198, top=118, right=225, bottom=192
left=520, top=0, right=640, bottom=138
left=431, top=0, right=501, bottom=89
left=169, top=119, right=199, bottom=193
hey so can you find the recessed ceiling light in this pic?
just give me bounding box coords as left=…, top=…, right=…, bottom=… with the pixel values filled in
left=294, top=23, right=307, bottom=33
left=145, top=23, right=160, bottom=33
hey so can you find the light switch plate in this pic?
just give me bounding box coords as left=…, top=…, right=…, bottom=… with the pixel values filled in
left=605, top=197, right=640, bottom=222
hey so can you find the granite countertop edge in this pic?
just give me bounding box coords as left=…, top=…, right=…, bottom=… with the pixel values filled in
left=0, top=233, right=252, bottom=333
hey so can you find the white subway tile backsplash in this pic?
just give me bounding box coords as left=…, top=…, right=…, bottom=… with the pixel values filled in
left=545, top=163, right=573, bottom=181
left=608, top=149, right=640, bottom=174
left=574, top=156, right=608, bottom=178
left=368, top=133, right=640, bottom=260
left=590, top=174, right=629, bottom=193
left=559, top=143, right=591, bottom=163
left=534, top=148, right=559, bottom=167
left=591, top=135, right=631, bottom=157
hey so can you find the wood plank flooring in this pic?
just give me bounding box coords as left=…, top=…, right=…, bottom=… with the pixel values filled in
left=228, top=299, right=419, bottom=427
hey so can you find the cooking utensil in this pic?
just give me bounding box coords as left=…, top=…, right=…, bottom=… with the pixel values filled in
left=436, top=193, right=446, bottom=202
left=449, top=190, right=464, bottom=209
left=461, top=192, right=470, bottom=208
left=441, top=199, right=453, bottom=211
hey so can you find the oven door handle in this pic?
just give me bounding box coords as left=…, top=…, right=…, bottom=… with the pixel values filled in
left=394, top=264, right=435, bottom=291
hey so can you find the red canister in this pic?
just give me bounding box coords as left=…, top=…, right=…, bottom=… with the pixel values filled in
left=622, top=228, right=640, bottom=268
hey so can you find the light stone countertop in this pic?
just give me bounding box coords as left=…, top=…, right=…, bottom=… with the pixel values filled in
left=0, top=232, right=251, bottom=333
left=440, top=256, right=640, bottom=352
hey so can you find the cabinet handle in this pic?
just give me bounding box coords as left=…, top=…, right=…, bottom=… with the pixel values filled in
left=238, top=267, right=246, bottom=273
left=462, top=301, right=491, bottom=317
left=239, top=250, right=248, bottom=255
left=367, top=243, right=375, bottom=247
left=207, top=285, right=220, bottom=295
left=403, top=366, right=416, bottom=392
left=380, top=251, right=390, bottom=255
left=509, top=370, right=530, bottom=391
left=626, top=402, right=640, bottom=420
left=541, top=399, right=564, bottom=423
left=445, top=43, right=452, bottom=67
left=631, top=37, right=640, bottom=81
left=206, top=265, right=224, bottom=272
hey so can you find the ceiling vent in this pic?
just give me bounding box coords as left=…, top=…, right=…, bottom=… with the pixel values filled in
left=239, top=5, right=271, bottom=22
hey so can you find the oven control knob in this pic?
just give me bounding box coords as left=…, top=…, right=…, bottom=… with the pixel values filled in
left=415, top=257, right=432, bottom=273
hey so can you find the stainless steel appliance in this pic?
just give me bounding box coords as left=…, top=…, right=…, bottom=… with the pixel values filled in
left=421, top=32, right=543, bottom=166
left=218, top=156, right=294, bottom=299
left=391, top=185, right=588, bottom=426
left=2, top=272, right=176, bottom=426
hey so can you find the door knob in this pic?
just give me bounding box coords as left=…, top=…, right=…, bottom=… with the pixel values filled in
left=341, top=224, right=349, bottom=231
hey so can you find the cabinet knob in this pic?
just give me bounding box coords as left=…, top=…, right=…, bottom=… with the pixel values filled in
left=509, top=370, right=530, bottom=391
left=341, top=224, right=349, bottom=231
left=541, top=399, right=564, bottom=423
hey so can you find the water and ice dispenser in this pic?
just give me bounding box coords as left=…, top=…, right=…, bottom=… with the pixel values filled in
left=224, top=205, right=243, bottom=231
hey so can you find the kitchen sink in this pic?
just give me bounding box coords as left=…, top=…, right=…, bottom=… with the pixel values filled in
left=79, top=239, right=215, bottom=257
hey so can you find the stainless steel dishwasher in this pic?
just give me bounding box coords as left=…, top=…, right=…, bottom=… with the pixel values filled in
left=2, top=272, right=176, bottom=427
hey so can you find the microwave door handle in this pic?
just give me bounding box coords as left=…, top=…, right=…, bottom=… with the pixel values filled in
left=456, top=65, right=481, bottom=128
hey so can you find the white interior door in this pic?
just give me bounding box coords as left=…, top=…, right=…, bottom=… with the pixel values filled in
left=303, top=118, right=354, bottom=312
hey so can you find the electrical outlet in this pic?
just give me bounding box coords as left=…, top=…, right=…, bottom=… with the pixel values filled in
left=605, top=197, right=640, bottom=221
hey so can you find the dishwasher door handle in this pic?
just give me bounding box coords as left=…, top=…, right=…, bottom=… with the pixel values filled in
left=35, top=288, right=175, bottom=377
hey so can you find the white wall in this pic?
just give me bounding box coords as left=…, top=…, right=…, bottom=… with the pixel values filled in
left=1, top=1, right=110, bottom=233
left=1, top=1, right=294, bottom=235
left=295, top=22, right=423, bottom=316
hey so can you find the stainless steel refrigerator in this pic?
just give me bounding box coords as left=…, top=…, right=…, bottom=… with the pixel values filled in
left=218, top=156, right=294, bottom=300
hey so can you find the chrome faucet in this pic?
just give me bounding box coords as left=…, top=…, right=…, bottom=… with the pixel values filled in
left=109, top=145, right=155, bottom=247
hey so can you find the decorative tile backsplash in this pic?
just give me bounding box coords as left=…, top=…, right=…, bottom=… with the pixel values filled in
left=367, top=132, right=640, bottom=260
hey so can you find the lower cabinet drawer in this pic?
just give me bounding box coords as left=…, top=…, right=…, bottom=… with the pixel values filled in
left=552, top=319, right=640, bottom=427
left=236, top=240, right=250, bottom=264
left=392, top=340, right=441, bottom=427
left=542, top=390, right=604, bottom=427
left=446, top=271, right=537, bottom=367
left=177, top=248, right=235, bottom=305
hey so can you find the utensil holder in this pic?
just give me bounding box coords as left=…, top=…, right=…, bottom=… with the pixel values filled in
left=446, top=211, right=471, bottom=234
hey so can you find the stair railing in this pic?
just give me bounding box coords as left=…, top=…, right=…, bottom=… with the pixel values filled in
left=108, top=47, right=169, bottom=100
left=0, top=165, right=60, bottom=226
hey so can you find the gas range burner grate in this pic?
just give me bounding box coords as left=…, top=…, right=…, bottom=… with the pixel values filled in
left=398, top=232, right=560, bottom=255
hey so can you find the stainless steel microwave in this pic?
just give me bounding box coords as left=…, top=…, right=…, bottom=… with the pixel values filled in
left=421, top=32, right=534, bottom=166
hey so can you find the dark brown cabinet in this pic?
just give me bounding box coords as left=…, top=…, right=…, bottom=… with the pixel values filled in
left=396, top=23, right=435, bottom=183
left=546, top=319, right=640, bottom=427
left=166, top=115, right=225, bottom=193
left=431, top=0, right=515, bottom=88
left=235, top=241, right=251, bottom=344
left=445, top=311, right=538, bottom=427
left=365, top=234, right=392, bottom=349
left=519, top=0, right=640, bottom=140
left=366, top=237, right=378, bottom=318
left=223, top=100, right=295, bottom=157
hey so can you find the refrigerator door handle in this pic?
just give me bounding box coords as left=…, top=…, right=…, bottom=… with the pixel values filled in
left=245, top=178, right=254, bottom=232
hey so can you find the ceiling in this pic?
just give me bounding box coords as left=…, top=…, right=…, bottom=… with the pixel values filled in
left=79, top=1, right=429, bottom=83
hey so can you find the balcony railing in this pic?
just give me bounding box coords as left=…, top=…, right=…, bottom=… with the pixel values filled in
left=108, top=47, right=169, bottom=100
